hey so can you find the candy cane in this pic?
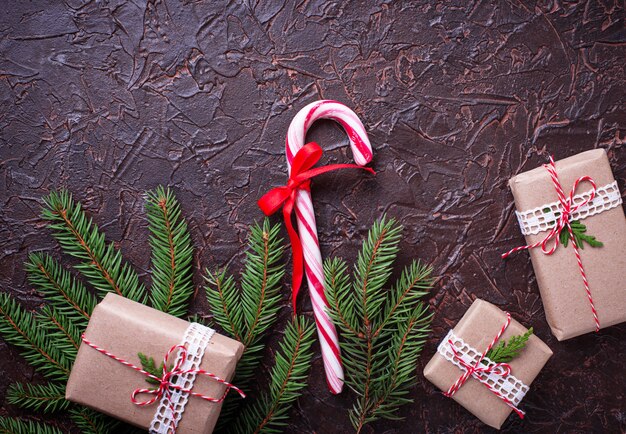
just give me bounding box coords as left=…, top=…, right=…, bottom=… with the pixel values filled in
left=285, top=100, right=373, bottom=394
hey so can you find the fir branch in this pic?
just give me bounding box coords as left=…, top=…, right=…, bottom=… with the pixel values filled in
left=230, top=316, right=316, bottom=434
left=324, top=257, right=362, bottom=338
left=146, top=186, right=194, bottom=318
left=0, top=293, right=70, bottom=381
left=25, top=252, right=95, bottom=327
left=41, top=189, right=146, bottom=302
left=212, top=219, right=286, bottom=430
left=324, top=216, right=433, bottom=432
left=240, top=219, right=285, bottom=347
left=0, top=417, right=63, bottom=434
left=358, top=305, right=432, bottom=428
left=37, top=305, right=81, bottom=360
left=69, top=408, right=121, bottom=434
left=354, top=216, right=402, bottom=327
left=374, top=261, right=433, bottom=337
left=204, top=269, right=244, bottom=341
left=6, top=382, right=70, bottom=413
left=485, top=327, right=534, bottom=363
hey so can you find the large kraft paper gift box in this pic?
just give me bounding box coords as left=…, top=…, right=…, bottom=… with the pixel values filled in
left=424, top=299, right=552, bottom=429
left=66, top=293, right=244, bottom=434
left=507, top=149, right=626, bottom=340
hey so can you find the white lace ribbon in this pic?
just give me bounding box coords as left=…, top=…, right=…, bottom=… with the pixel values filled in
left=149, top=323, right=215, bottom=434
left=437, top=330, right=529, bottom=406
left=515, top=181, right=622, bottom=235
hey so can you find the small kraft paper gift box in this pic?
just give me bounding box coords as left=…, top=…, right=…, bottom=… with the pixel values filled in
left=504, top=149, right=626, bottom=340
left=66, top=293, right=245, bottom=434
left=424, top=299, right=552, bottom=429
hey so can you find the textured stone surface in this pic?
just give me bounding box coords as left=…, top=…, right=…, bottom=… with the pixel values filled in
left=0, top=1, right=624, bottom=433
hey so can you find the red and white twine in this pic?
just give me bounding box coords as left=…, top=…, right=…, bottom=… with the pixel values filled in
left=80, top=334, right=244, bottom=432
left=502, top=156, right=600, bottom=331
left=444, top=313, right=525, bottom=419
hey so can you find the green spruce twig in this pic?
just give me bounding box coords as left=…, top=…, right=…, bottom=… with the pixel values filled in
left=0, top=293, right=71, bottom=381
left=6, top=382, right=70, bottom=413
left=25, top=252, right=96, bottom=328
left=146, top=186, right=195, bottom=318
left=207, top=219, right=287, bottom=429
left=69, top=407, right=121, bottom=434
left=485, top=327, right=534, bottom=363
left=42, top=190, right=146, bottom=302
left=0, top=416, right=63, bottom=434
left=37, top=305, right=81, bottom=360
left=230, top=317, right=316, bottom=434
left=324, top=216, right=433, bottom=433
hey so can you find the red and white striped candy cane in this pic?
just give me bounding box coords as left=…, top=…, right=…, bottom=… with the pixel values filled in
left=285, top=100, right=373, bottom=394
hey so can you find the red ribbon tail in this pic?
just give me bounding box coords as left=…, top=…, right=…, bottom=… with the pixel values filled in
left=282, top=198, right=303, bottom=311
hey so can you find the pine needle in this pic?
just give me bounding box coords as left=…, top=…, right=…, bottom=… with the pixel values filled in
left=146, top=186, right=194, bottom=318
left=0, top=293, right=71, bottom=381
left=42, top=189, right=146, bottom=302
left=229, top=316, right=316, bottom=434
left=324, top=216, right=433, bottom=432
left=25, top=252, right=96, bottom=328
left=6, top=382, right=70, bottom=413
left=0, top=416, right=63, bottom=434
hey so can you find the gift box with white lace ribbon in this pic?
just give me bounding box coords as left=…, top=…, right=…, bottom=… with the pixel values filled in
left=66, top=294, right=245, bottom=434
left=506, top=149, right=626, bottom=340
left=423, top=299, right=552, bottom=429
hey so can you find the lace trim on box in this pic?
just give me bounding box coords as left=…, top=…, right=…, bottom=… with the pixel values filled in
left=149, top=323, right=215, bottom=434
left=515, top=181, right=622, bottom=236
left=437, top=330, right=529, bottom=406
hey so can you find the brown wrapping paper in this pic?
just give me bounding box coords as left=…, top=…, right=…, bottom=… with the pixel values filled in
left=509, top=149, right=626, bottom=340
left=66, top=293, right=244, bottom=434
left=423, top=299, right=552, bottom=429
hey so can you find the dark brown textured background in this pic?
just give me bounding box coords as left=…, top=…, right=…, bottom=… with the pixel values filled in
left=1, top=1, right=624, bottom=433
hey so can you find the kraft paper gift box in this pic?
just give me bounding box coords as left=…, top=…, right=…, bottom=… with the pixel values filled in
left=507, top=149, right=626, bottom=340
left=423, top=299, right=552, bottom=429
left=66, top=293, right=244, bottom=434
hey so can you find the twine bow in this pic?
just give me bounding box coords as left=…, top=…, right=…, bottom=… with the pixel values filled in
left=81, top=334, right=245, bottom=431
left=258, top=142, right=375, bottom=310
left=502, top=156, right=600, bottom=331
left=445, top=342, right=513, bottom=385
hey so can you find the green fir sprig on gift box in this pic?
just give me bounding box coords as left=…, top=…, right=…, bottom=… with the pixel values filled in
left=485, top=327, right=534, bottom=364
left=0, top=187, right=314, bottom=434
left=543, top=208, right=603, bottom=249
left=324, top=216, right=433, bottom=433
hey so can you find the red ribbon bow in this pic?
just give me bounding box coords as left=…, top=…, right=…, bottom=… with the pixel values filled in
left=257, top=142, right=375, bottom=310
left=502, top=156, right=600, bottom=331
